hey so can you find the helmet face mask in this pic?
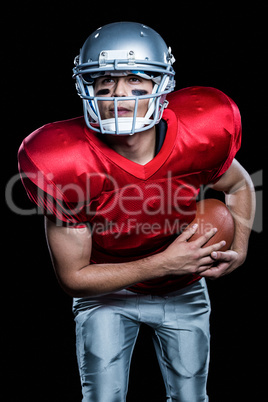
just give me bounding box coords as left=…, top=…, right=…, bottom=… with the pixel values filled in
left=73, top=22, right=176, bottom=135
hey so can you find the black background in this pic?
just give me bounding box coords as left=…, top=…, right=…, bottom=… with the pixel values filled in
left=3, top=2, right=266, bottom=401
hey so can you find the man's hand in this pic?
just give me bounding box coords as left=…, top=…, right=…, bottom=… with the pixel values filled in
left=198, top=249, right=246, bottom=279
left=160, top=223, right=227, bottom=276
left=160, top=223, right=247, bottom=280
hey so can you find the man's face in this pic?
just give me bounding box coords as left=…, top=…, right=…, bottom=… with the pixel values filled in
left=94, top=74, right=154, bottom=120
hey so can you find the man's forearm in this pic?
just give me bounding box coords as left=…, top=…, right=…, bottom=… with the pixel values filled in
left=225, top=171, right=256, bottom=259
left=211, top=160, right=256, bottom=260
left=200, top=159, right=257, bottom=279
left=58, top=226, right=227, bottom=298
left=49, top=221, right=225, bottom=298
left=66, top=255, right=166, bottom=298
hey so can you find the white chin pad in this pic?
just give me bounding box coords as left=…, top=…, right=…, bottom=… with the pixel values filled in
left=100, top=117, right=152, bottom=134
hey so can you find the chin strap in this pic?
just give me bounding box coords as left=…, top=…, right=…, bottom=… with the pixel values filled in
left=100, top=117, right=153, bottom=134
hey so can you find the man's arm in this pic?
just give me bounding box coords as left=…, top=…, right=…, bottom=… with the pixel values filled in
left=198, top=158, right=256, bottom=279
left=45, top=159, right=252, bottom=296
left=45, top=218, right=225, bottom=298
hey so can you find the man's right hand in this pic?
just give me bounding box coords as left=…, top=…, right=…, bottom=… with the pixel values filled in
left=159, top=224, right=226, bottom=276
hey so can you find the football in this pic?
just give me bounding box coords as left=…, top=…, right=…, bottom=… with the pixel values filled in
left=189, top=198, right=235, bottom=251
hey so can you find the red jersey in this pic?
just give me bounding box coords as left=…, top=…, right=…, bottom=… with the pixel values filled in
left=18, top=87, right=241, bottom=294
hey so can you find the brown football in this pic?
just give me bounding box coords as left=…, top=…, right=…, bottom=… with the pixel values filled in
left=189, top=198, right=235, bottom=251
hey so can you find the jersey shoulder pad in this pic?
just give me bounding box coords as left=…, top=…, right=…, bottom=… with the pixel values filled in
left=167, top=86, right=241, bottom=136
left=19, top=117, right=86, bottom=178
left=166, top=87, right=242, bottom=181
left=18, top=117, right=105, bottom=201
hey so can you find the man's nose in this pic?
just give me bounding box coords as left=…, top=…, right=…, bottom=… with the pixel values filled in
left=112, top=78, right=127, bottom=97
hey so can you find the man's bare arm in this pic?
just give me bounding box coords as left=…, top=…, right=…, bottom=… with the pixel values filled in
left=199, top=158, right=256, bottom=279
left=45, top=218, right=224, bottom=297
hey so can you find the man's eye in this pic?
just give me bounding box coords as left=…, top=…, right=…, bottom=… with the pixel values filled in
left=102, top=78, right=114, bottom=84
left=129, top=77, right=141, bottom=83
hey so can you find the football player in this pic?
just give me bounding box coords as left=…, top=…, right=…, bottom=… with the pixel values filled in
left=18, top=22, right=255, bottom=401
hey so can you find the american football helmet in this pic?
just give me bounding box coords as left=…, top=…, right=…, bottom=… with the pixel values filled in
left=73, top=22, right=176, bottom=135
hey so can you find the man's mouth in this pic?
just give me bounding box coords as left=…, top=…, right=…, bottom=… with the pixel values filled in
left=109, top=107, right=132, bottom=117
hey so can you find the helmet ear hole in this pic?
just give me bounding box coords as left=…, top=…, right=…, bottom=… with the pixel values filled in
left=82, top=73, right=94, bottom=84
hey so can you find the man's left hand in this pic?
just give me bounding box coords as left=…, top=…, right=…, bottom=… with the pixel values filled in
left=198, top=250, right=246, bottom=279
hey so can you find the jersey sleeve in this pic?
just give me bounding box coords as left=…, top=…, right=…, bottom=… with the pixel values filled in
left=18, top=122, right=89, bottom=227
left=205, top=92, right=242, bottom=183
left=167, top=87, right=242, bottom=185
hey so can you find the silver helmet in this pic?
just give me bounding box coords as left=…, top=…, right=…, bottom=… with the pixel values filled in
left=73, top=22, right=176, bottom=135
